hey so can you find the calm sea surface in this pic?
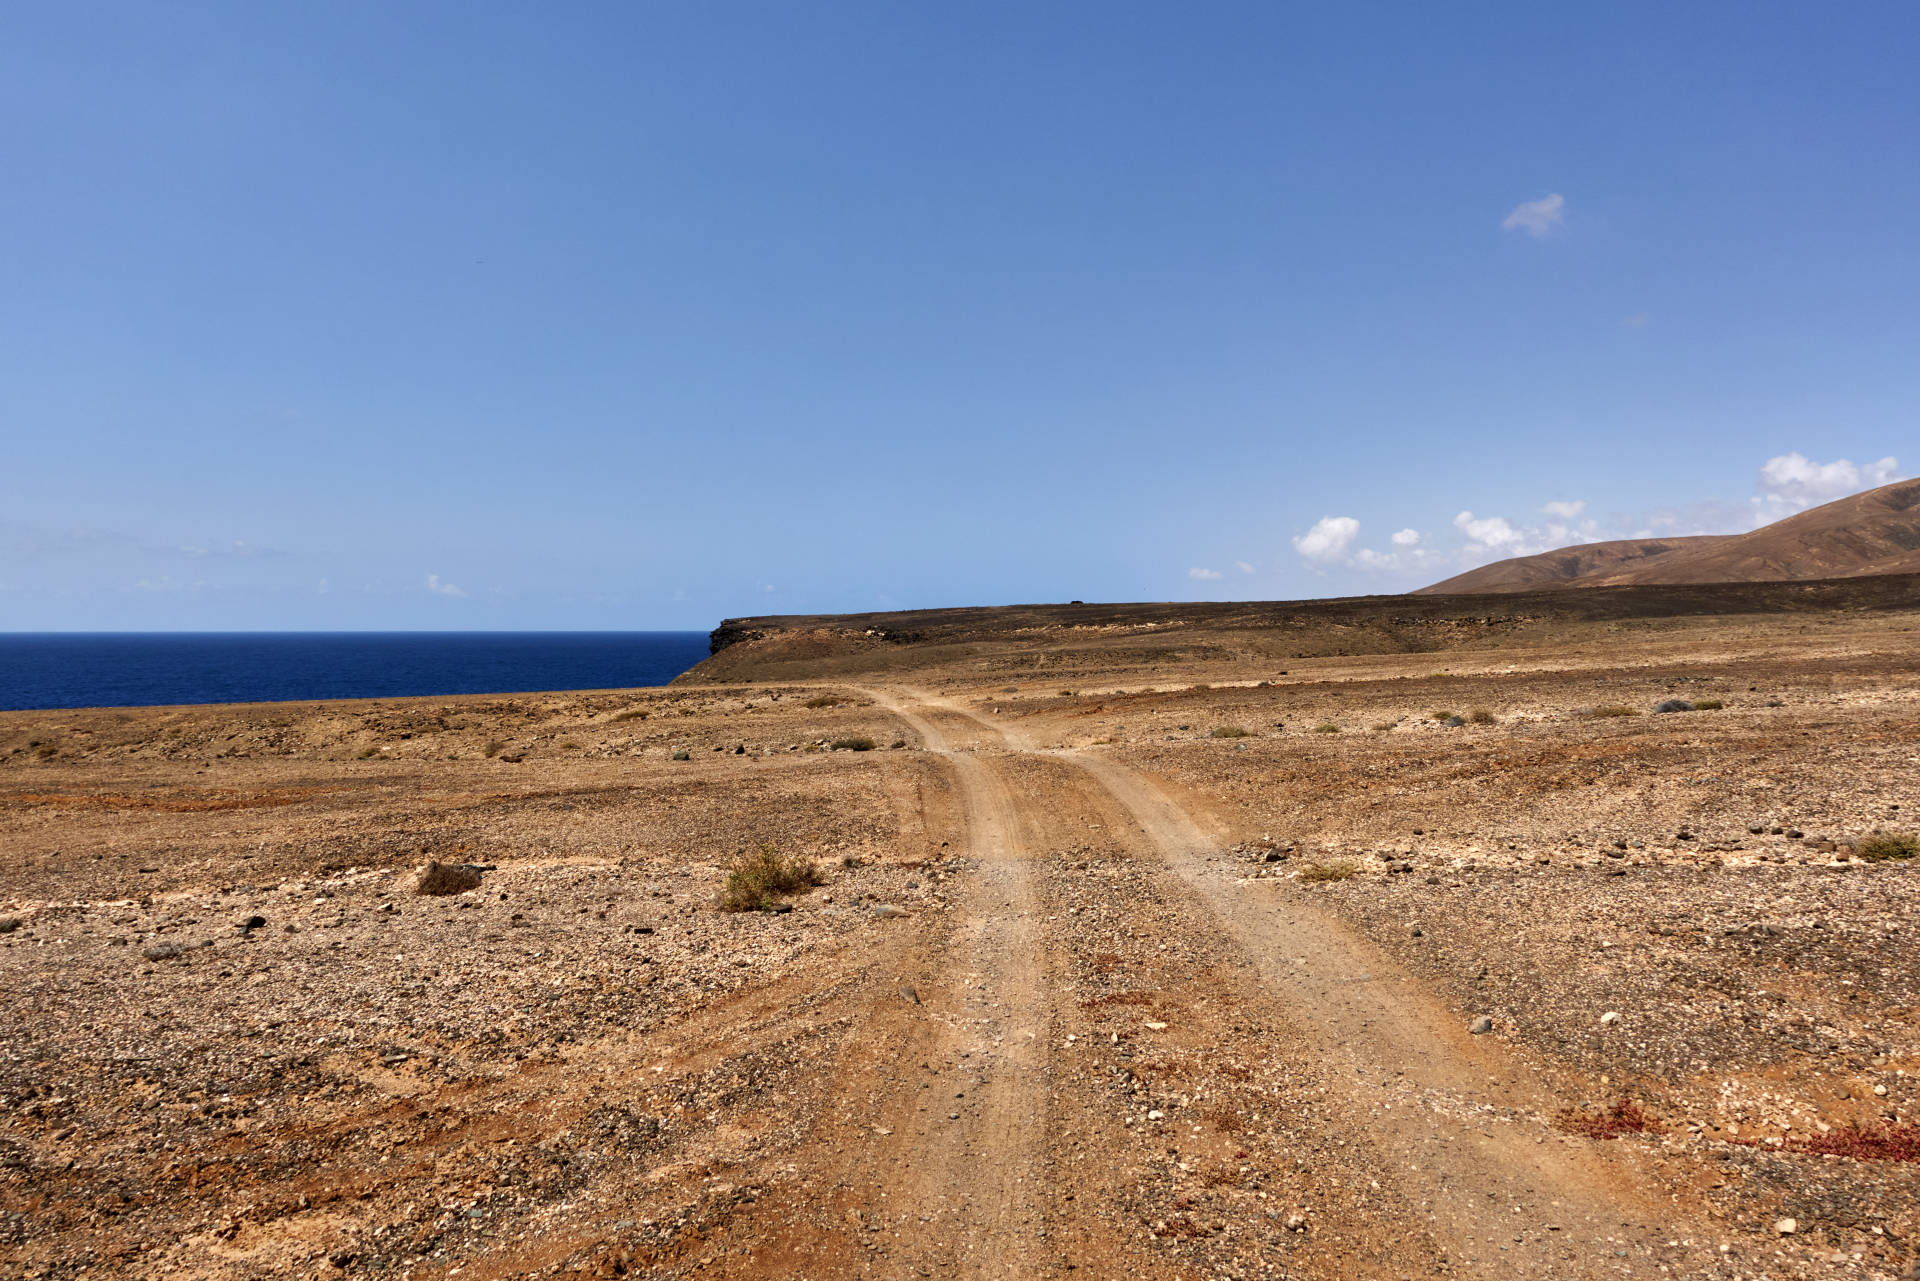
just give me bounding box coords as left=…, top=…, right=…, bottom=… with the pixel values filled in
left=0, top=632, right=712, bottom=711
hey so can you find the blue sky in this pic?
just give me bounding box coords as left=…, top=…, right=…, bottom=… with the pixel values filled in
left=3, top=2, right=1914, bottom=630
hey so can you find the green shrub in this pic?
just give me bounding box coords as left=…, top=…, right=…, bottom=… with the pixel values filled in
left=1430, top=711, right=1455, bottom=722
left=1314, top=723, right=1339, bottom=734
left=671, top=750, right=691, bottom=761
left=1856, top=831, right=1919, bottom=862
left=1209, top=725, right=1249, bottom=739
left=831, top=736, right=876, bottom=752
left=1297, top=859, right=1358, bottom=883
left=717, top=845, right=825, bottom=912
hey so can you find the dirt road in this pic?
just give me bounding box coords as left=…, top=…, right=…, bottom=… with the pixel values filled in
left=715, top=686, right=1727, bottom=1279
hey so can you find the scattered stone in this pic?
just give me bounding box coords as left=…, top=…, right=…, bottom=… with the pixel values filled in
left=1600, top=1011, right=1622, bottom=1026
left=0, top=917, right=17, bottom=934
left=1775, top=1218, right=1797, bottom=1235
left=1469, top=1016, right=1494, bottom=1035
left=899, top=984, right=921, bottom=1005
left=1654, top=699, right=1694, bottom=714
left=871, top=904, right=912, bottom=919
left=141, top=943, right=184, bottom=962
left=1285, top=1214, right=1307, bottom=1231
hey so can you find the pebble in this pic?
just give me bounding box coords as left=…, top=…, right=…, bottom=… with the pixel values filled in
left=141, top=943, right=183, bottom=962
left=899, top=985, right=921, bottom=1005
left=872, top=904, right=912, bottom=919
left=1775, top=1218, right=1797, bottom=1235
left=1469, top=1016, right=1494, bottom=1035
left=1600, top=1011, right=1622, bottom=1026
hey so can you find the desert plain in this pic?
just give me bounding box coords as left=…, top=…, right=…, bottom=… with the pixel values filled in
left=4, top=582, right=1920, bottom=1281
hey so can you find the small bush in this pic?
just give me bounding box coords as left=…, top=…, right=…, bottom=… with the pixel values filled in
left=1371, top=722, right=1395, bottom=732
left=1468, top=709, right=1497, bottom=725
left=1691, top=699, right=1724, bottom=711
left=803, top=695, right=841, bottom=709
left=1557, top=1099, right=1664, bottom=1139
left=483, top=740, right=504, bottom=758
left=558, top=740, right=581, bottom=750
left=1857, top=831, right=1920, bottom=862
left=1430, top=711, right=1455, bottom=722
left=1653, top=699, right=1694, bottom=714
left=671, top=750, right=691, bottom=761
left=1210, top=725, right=1249, bottom=739
left=610, top=708, right=649, bottom=722
left=1586, top=705, right=1639, bottom=719
left=717, top=846, right=825, bottom=912
left=831, top=736, right=876, bottom=752
left=356, top=747, right=381, bottom=760
left=1313, top=722, right=1340, bottom=734
left=1297, top=859, right=1358, bottom=882
left=415, top=861, right=483, bottom=896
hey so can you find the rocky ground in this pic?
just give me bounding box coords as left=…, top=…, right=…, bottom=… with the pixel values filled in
left=3, top=604, right=1917, bottom=1279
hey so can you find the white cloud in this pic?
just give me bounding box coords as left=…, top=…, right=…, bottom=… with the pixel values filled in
left=424, top=573, right=467, bottom=598
left=1751, top=452, right=1901, bottom=524
left=1541, top=499, right=1586, bottom=520
left=1234, top=560, right=1255, bottom=575
left=1501, top=193, right=1565, bottom=238
left=1390, top=528, right=1421, bottom=547
left=1187, top=567, right=1224, bottom=581
left=1452, top=511, right=1527, bottom=551
left=1292, top=516, right=1360, bottom=564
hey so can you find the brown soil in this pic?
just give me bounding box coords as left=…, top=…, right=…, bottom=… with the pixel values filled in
left=4, top=595, right=1919, bottom=1279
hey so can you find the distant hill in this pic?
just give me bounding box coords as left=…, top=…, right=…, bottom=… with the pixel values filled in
left=1418, top=478, right=1920, bottom=594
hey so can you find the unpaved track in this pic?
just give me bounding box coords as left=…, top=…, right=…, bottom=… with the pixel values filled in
left=873, top=688, right=1704, bottom=1279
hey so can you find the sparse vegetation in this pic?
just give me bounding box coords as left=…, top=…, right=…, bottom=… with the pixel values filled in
left=671, top=749, right=691, bottom=761
left=1371, top=722, right=1395, bottom=732
left=356, top=747, right=381, bottom=760
left=1209, top=725, right=1248, bottom=739
left=832, top=736, right=876, bottom=751
left=1468, top=708, right=1497, bottom=724
left=34, top=744, right=57, bottom=760
left=483, top=740, right=504, bottom=758
left=1557, top=1099, right=1664, bottom=1139
left=415, top=861, right=483, bottom=896
left=717, top=845, right=825, bottom=912
left=1297, top=858, right=1358, bottom=882
left=558, top=740, right=581, bottom=750
left=1585, top=705, right=1639, bottom=719
left=610, top=708, right=649, bottom=722
left=1430, top=711, right=1454, bottom=722
left=1691, top=698, right=1724, bottom=710
left=1857, top=831, right=1920, bottom=861
left=1759, top=1122, right=1920, bottom=1164
left=1313, top=722, right=1339, bottom=734
left=803, top=695, right=841, bottom=709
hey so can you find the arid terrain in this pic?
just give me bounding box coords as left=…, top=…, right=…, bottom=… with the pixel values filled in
left=5, top=581, right=1920, bottom=1280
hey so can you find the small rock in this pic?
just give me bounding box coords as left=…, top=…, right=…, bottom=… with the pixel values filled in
left=141, top=943, right=184, bottom=962
left=872, top=904, right=912, bottom=919
left=1285, top=1214, right=1307, bottom=1231
left=899, top=985, right=921, bottom=1005
left=415, top=861, right=483, bottom=897
left=0, top=917, right=18, bottom=934
left=1469, top=1016, right=1494, bottom=1035
left=1775, top=1218, right=1797, bottom=1235
left=1600, top=1011, right=1622, bottom=1026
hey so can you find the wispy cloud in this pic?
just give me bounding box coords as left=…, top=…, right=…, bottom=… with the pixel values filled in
left=1501, top=192, right=1565, bottom=238
left=1234, top=560, right=1255, bottom=575
left=424, top=573, right=468, bottom=598
left=1751, top=452, right=1901, bottom=525
left=1187, top=566, right=1223, bottom=581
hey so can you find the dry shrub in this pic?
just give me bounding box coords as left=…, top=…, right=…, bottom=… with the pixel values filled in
left=1469, top=708, right=1497, bottom=724
left=1209, top=725, right=1249, bottom=739
left=717, top=845, right=824, bottom=912
left=1775, top=1123, right=1920, bottom=1163
left=483, top=740, right=505, bottom=757
left=1313, top=722, right=1340, bottom=734
left=1557, top=1099, right=1664, bottom=1139
left=610, top=708, right=649, bottom=722
left=1078, top=991, right=1155, bottom=1009
left=1585, top=705, right=1639, bottom=719
left=802, top=695, right=841, bottom=709
left=415, top=861, right=483, bottom=896
left=1691, top=699, right=1724, bottom=711
left=1857, top=831, right=1919, bottom=862
left=1297, top=859, right=1358, bottom=883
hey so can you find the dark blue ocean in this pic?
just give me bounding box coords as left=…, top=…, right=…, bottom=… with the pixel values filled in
left=0, top=632, right=712, bottom=711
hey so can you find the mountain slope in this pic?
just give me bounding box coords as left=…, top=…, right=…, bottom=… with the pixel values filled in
left=1418, top=478, right=1920, bottom=594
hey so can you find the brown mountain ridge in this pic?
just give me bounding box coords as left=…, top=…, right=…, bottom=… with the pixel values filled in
left=1418, top=476, right=1920, bottom=594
